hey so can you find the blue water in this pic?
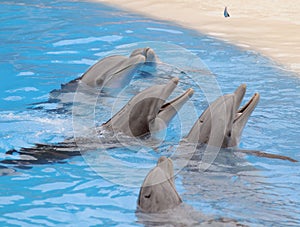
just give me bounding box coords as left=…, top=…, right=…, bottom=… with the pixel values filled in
left=1, top=0, right=300, bottom=226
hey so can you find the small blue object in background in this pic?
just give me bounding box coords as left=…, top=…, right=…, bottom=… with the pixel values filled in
left=224, top=6, right=230, bottom=17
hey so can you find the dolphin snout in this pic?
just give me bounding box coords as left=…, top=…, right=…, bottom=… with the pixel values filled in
left=186, top=88, right=194, bottom=98
left=171, top=77, right=179, bottom=85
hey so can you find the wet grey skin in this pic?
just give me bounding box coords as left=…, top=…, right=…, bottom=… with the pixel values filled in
left=102, top=77, right=194, bottom=137
left=80, top=47, right=159, bottom=89
left=137, top=156, right=182, bottom=213
left=185, top=84, right=260, bottom=148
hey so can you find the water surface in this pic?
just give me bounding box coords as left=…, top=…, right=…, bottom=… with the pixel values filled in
left=1, top=0, right=300, bottom=226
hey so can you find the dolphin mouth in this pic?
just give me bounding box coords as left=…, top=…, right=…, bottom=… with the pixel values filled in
left=158, top=88, right=194, bottom=114
left=144, top=47, right=152, bottom=56
left=148, top=78, right=193, bottom=133
left=234, top=93, right=260, bottom=123
left=153, top=87, right=194, bottom=129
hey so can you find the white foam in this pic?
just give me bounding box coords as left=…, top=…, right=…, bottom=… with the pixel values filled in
left=53, top=35, right=123, bottom=47
left=46, top=50, right=78, bottom=55
left=208, top=32, right=228, bottom=37
left=6, top=87, right=38, bottom=93
left=3, top=96, right=23, bottom=101
left=89, top=48, right=101, bottom=51
left=115, top=43, right=138, bottom=49
left=33, top=94, right=49, bottom=100
left=237, top=43, right=251, bottom=48
left=51, top=59, right=96, bottom=65
left=94, top=51, right=113, bottom=57
left=71, top=59, right=96, bottom=65
left=17, top=71, right=34, bottom=76
left=146, top=27, right=183, bottom=34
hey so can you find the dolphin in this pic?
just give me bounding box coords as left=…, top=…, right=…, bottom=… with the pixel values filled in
left=102, top=77, right=194, bottom=137
left=185, top=84, right=259, bottom=148
left=137, top=156, right=182, bottom=213
left=48, top=47, right=159, bottom=103
left=183, top=84, right=297, bottom=162
left=2, top=78, right=194, bottom=166
left=136, top=156, right=249, bottom=226
left=80, top=47, right=158, bottom=89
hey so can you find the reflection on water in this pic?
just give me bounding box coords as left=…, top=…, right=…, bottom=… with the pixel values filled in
left=0, top=0, right=300, bottom=226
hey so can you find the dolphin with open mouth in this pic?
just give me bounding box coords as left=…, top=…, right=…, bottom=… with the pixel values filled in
left=103, top=77, right=194, bottom=137
left=2, top=78, right=194, bottom=166
left=183, top=84, right=297, bottom=162
left=185, top=84, right=259, bottom=148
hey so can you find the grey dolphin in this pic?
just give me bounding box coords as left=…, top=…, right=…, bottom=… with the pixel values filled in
left=80, top=47, right=158, bottom=89
left=183, top=84, right=297, bottom=162
left=2, top=78, right=193, bottom=166
left=185, top=84, right=259, bottom=148
left=103, top=78, right=194, bottom=137
left=137, top=157, right=249, bottom=226
left=48, top=47, right=159, bottom=103
left=137, top=156, right=182, bottom=213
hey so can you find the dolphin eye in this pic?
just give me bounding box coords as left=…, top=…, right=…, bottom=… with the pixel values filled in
left=144, top=193, right=151, bottom=199
left=228, top=131, right=231, bottom=138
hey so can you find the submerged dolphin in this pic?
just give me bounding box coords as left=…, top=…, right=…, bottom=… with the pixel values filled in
left=103, top=77, right=194, bottom=137
left=3, top=78, right=193, bottom=166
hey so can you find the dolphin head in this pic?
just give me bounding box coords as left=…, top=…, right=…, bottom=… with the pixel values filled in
left=137, top=156, right=182, bottom=213
left=185, top=84, right=260, bottom=148
left=229, top=86, right=260, bottom=147
left=130, top=47, right=159, bottom=64
left=80, top=47, right=158, bottom=89
left=103, top=78, right=194, bottom=137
